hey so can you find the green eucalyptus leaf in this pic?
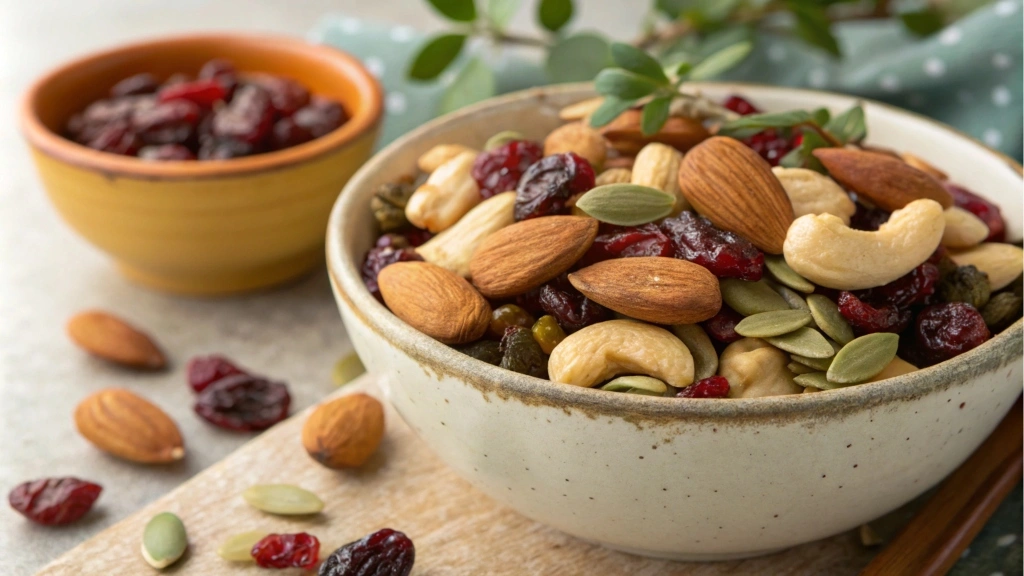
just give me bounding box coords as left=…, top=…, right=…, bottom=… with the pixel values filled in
left=718, top=109, right=813, bottom=135
left=641, top=96, right=672, bottom=136
left=594, top=69, right=662, bottom=100
left=825, top=104, right=867, bottom=144
left=546, top=33, right=611, bottom=83
left=674, top=61, right=693, bottom=78
left=538, top=0, right=574, bottom=32
left=796, top=127, right=830, bottom=172
left=788, top=1, right=841, bottom=57
left=487, top=0, right=520, bottom=29
left=811, top=107, right=830, bottom=126
left=692, top=26, right=755, bottom=59
left=588, top=97, right=634, bottom=128
left=407, top=34, right=467, bottom=81
left=427, top=0, right=478, bottom=21
left=574, top=184, right=675, bottom=226
left=778, top=147, right=805, bottom=169
left=439, top=57, right=496, bottom=114
left=688, top=41, right=752, bottom=81
left=901, top=9, right=946, bottom=36
left=610, top=42, right=669, bottom=84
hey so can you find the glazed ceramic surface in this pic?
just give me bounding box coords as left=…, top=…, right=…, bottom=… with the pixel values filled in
left=22, top=34, right=382, bottom=295
left=327, top=84, right=1023, bottom=559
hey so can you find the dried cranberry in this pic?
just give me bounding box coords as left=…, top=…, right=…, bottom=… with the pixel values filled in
left=198, top=138, right=254, bottom=160
left=838, top=291, right=912, bottom=335
left=250, top=75, right=311, bottom=117
left=660, top=211, right=764, bottom=281
left=252, top=533, right=320, bottom=569
left=849, top=202, right=891, bottom=231
left=197, top=58, right=238, bottom=96
left=743, top=129, right=793, bottom=166
left=319, top=528, right=414, bottom=576
left=471, top=140, right=544, bottom=199
left=194, top=374, right=290, bottom=432
left=212, top=85, right=274, bottom=145
left=158, top=79, right=228, bottom=108
left=515, top=153, right=595, bottom=220
left=161, top=73, right=191, bottom=88
left=945, top=183, right=1006, bottom=242
left=361, top=246, right=424, bottom=300
left=270, top=117, right=314, bottom=149
left=677, top=375, right=730, bottom=398
left=722, top=95, right=759, bottom=115
left=110, top=73, right=158, bottom=98
left=537, top=276, right=609, bottom=333
left=138, top=144, right=195, bottom=161
left=132, top=100, right=201, bottom=146
left=911, top=302, right=990, bottom=366
left=79, top=97, right=154, bottom=131
left=581, top=223, right=673, bottom=265
left=187, top=355, right=247, bottom=393
left=854, top=263, right=940, bottom=309
left=293, top=97, right=348, bottom=138
left=9, top=477, right=102, bottom=525
left=701, top=306, right=744, bottom=343
left=86, top=123, right=141, bottom=155
left=398, top=228, right=433, bottom=247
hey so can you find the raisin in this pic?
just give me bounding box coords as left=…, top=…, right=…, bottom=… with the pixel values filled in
left=110, top=73, right=158, bottom=98
left=249, top=75, right=311, bottom=117
left=319, top=528, right=414, bottom=576
left=911, top=302, right=990, bottom=366
left=197, top=58, right=238, bottom=97
left=945, top=183, right=1006, bottom=242
left=375, top=233, right=410, bottom=249
left=86, top=123, right=141, bottom=155
left=677, top=375, right=730, bottom=398
left=400, top=228, right=433, bottom=247
left=9, top=477, right=102, bottom=525
left=132, top=100, right=201, bottom=146
left=937, top=265, right=992, bottom=309
left=455, top=340, right=503, bottom=365
left=838, top=291, right=912, bottom=335
left=499, top=326, right=548, bottom=378
left=538, top=276, right=609, bottom=333
left=581, top=223, right=673, bottom=265
left=471, top=140, right=544, bottom=199
left=660, top=211, right=764, bottom=281
left=361, top=246, right=423, bottom=300
left=293, top=97, right=348, bottom=138
left=854, top=263, right=940, bottom=309
left=158, top=79, right=228, bottom=108
left=489, top=304, right=535, bottom=339
left=370, top=181, right=416, bottom=232
left=722, top=95, right=759, bottom=115
left=194, top=374, right=291, bottom=432
left=980, top=292, right=1023, bottom=333
left=75, top=96, right=153, bottom=138
left=849, top=203, right=891, bottom=231
left=212, top=85, right=274, bottom=145
left=514, top=152, right=595, bottom=220
left=252, top=533, right=320, bottom=569
left=198, top=138, right=254, bottom=160
left=701, top=306, right=744, bottom=343
left=187, top=354, right=247, bottom=393
left=270, top=117, right=314, bottom=150
left=138, top=144, right=196, bottom=161
left=531, top=315, right=567, bottom=354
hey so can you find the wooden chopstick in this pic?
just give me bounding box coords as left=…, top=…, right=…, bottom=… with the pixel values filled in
left=859, top=395, right=1023, bottom=576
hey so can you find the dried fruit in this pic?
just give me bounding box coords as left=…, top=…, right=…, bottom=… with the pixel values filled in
left=544, top=122, right=607, bottom=169
left=734, top=309, right=813, bottom=338
left=838, top=291, right=911, bottom=335
left=86, top=123, right=141, bottom=155
left=601, top=375, right=667, bottom=396
left=854, top=262, right=940, bottom=309
left=212, top=85, right=273, bottom=145
left=499, top=326, right=548, bottom=378
left=489, top=304, right=536, bottom=339
left=249, top=74, right=310, bottom=117
left=514, top=152, right=595, bottom=220
left=75, top=389, right=185, bottom=463
left=141, top=512, right=188, bottom=569
left=138, top=144, right=196, bottom=161
left=302, top=393, right=385, bottom=469
left=980, top=292, right=1023, bottom=332
left=945, top=183, right=1005, bottom=242
left=537, top=276, right=611, bottom=333
left=826, top=333, right=899, bottom=385
left=912, top=302, right=991, bottom=366
left=111, top=73, right=159, bottom=98
left=194, top=374, right=291, bottom=432
left=271, top=117, right=313, bottom=149
left=197, top=138, right=253, bottom=160
left=455, top=340, right=503, bottom=365
left=677, top=375, right=730, bottom=398
left=660, top=211, right=764, bottom=281
left=243, top=484, right=325, bottom=515
left=293, top=97, right=348, bottom=138
left=812, top=148, right=953, bottom=211
left=8, top=477, right=102, bottom=525
left=186, top=354, right=246, bottom=393
left=472, top=140, right=544, bottom=199
left=319, top=528, right=415, bottom=576
left=361, top=245, right=424, bottom=301
left=701, top=306, right=744, bottom=343
left=252, top=533, right=320, bottom=569
left=158, top=79, right=228, bottom=108
left=370, top=181, right=416, bottom=232
left=849, top=203, right=891, bottom=232
left=949, top=243, right=1024, bottom=291
left=67, top=310, right=166, bottom=369
left=937, top=265, right=992, bottom=309
left=531, top=315, right=567, bottom=354
left=378, top=261, right=491, bottom=344
left=581, top=223, right=673, bottom=265
left=132, top=100, right=200, bottom=146
left=218, top=531, right=268, bottom=562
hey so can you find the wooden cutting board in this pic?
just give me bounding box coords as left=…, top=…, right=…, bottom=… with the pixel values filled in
left=36, top=375, right=877, bottom=575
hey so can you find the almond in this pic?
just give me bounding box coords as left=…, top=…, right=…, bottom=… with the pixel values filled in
left=600, top=110, right=710, bottom=155
left=378, top=261, right=490, bottom=344
left=302, top=393, right=384, bottom=469
left=67, top=310, right=166, bottom=369
left=813, top=148, right=953, bottom=211
left=676, top=136, right=794, bottom=254
left=469, top=216, right=598, bottom=299
left=901, top=151, right=948, bottom=181
left=74, top=389, right=184, bottom=464
left=568, top=257, right=721, bottom=324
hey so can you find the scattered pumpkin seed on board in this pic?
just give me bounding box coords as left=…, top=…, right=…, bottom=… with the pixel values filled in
left=601, top=375, right=667, bottom=396
left=766, top=327, right=834, bottom=358
left=332, top=352, right=366, bottom=387
left=141, top=512, right=188, bottom=569
left=806, top=295, right=855, bottom=345
left=734, top=310, right=813, bottom=338
left=720, top=279, right=790, bottom=316
left=671, top=324, right=718, bottom=380
left=765, top=255, right=815, bottom=293
left=827, top=333, right=900, bottom=384
left=242, top=484, right=324, bottom=516
left=217, top=531, right=268, bottom=562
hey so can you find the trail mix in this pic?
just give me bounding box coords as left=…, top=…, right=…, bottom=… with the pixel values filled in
left=363, top=94, right=1023, bottom=398
left=65, top=58, right=348, bottom=160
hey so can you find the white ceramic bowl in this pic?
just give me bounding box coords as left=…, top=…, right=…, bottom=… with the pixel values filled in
left=327, top=84, right=1023, bottom=560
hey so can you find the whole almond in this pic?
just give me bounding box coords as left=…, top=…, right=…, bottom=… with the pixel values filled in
left=600, top=110, right=710, bottom=155
left=378, top=261, right=490, bottom=344
left=901, top=151, right=948, bottom=181
left=813, top=148, right=953, bottom=211
left=67, top=310, right=166, bottom=369
left=470, top=215, right=598, bottom=299
left=677, top=136, right=794, bottom=254
left=568, top=257, right=721, bottom=324
left=302, top=393, right=384, bottom=469
left=75, top=389, right=184, bottom=464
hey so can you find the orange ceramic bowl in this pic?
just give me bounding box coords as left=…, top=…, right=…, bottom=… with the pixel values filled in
left=21, top=33, right=382, bottom=295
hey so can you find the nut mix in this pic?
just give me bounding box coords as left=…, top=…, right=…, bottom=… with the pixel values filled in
left=363, top=94, right=1022, bottom=398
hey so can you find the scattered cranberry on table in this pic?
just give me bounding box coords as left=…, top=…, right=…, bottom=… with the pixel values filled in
left=8, top=477, right=102, bottom=526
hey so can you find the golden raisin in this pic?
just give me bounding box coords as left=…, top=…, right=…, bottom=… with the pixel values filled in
left=531, top=315, right=567, bottom=354
left=489, top=305, right=535, bottom=339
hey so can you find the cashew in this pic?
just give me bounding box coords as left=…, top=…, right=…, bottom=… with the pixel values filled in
left=771, top=167, right=856, bottom=224
left=548, top=320, right=694, bottom=388
left=559, top=97, right=605, bottom=122
left=942, top=207, right=989, bottom=249
left=783, top=199, right=945, bottom=290
left=632, top=143, right=689, bottom=213
left=544, top=122, right=607, bottom=170
left=416, top=192, right=515, bottom=277
left=596, top=168, right=632, bottom=186
left=717, top=338, right=802, bottom=398
left=901, top=152, right=947, bottom=181
left=405, top=151, right=482, bottom=233
left=417, top=144, right=477, bottom=173
left=950, top=243, right=1024, bottom=290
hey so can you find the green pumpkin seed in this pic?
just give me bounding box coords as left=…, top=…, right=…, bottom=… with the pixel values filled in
left=484, top=130, right=524, bottom=151
left=766, top=327, right=834, bottom=358
left=332, top=353, right=366, bottom=387
left=734, top=310, right=812, bottom=338
left=601, top=375, right=667, bottom=396
left=574, top=184, right=675, bottom=226
left=787, top=361, right=817, bottom=375
left=791, top=339, right=841, bottom=370
left=765, top=255, right=815, bottom=293
left=769, top=282, right=811, bottom=313
left=720, top=279, right=790, bottom=316
left=807, top=295, right=854, bottom=345
left=142, top=512, right=187, bottom=569
left=827, top=333, right=899, bottom=384
left=242, top=484, right=324, bottom=516
left=671, top=324, right=718, bottom=380
left=794, top=372, right=843, bottom=390
left=217, top=530, right=268, bottom=562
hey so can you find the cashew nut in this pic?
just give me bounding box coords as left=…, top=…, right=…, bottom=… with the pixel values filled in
left=547, top=320, right=694, bottom=388
left=632, top=143, right=689, bottom=213
left=416, top=192, right=515, bottom=277
left=417, top=144, right=477, bottom=173
left=544, top=122, right=607, bottom=170
left=950, top=242, right=1024, bottom=290
left=405, top=151, right=481, bottom=233
left=942, top=206, right=989, bottom=249
left=596, top=168, right=632, bottom=186
left=718, top=338, right=802, bottom=398
left=783, top=199, right=945, bottom=290
left=771, top=167, right=856, bottom=224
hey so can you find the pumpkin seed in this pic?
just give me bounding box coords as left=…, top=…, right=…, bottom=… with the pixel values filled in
left=671, top=324, right=718, bottom=380
left=769, top=282, right=811, bottom=313
left=787, top=361, right=817, bottom=375
left=242, top=484, right=324, bottom=516
left=332, top=352, right=366, bottom=387
left=720, top=279, right=790, bottom=316
left=765, top=255, right=815, bottom=293
left=766, top=327, right=834, bottom=358
left=217, top=530, right=268, bottom=562
left=791, top=355, right=832, bottom=371
left=827, top=332, right=899, bottom=384
left=142, top=512, right=187, bottom=569
left=794, top=372, right=842, bottom=390
left=601, top=375, right=667, bottom=396
left=484, top=130, right=525, bottom=151
left=734, top=310, right=812, bottom=338
left=574, top=184, right=675, bottom=226
left=807, top=295, right=854, bottom=345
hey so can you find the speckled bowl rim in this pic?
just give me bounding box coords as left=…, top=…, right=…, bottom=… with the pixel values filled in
left=327, top=82, right=1023, bottom=424
left=20, top=33, right=383, bottom=180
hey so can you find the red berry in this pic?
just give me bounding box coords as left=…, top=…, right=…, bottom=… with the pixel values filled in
left=722, top=95, right=759, bottom=116
left=187, top=355, right=247, bottom=393
left=911, top=302, right=990, bottom=366
left=537, top=275, right=609, bottom=333
left=249, top=74, right=311, bottom=117
left=743, top=129, right=793, bottom=166
left=212, top=85, right=274, bottom=145
left=660, top=211, right=764, bottom=281
left=838, top=291, right=912, bottom=335
left=581, top=223, right=674, bottom=265
left=854, top=263, right=940, bottom=309
left=86, top=123, right=141, bottom=155
left=361, top=246, right=424, bottom=300
left=252, top=533, right=320, bottom=569
left=945, top=183, right=1006, bottom=242
left=270, top=117, right=313, bottom=149
left=701, top=306, right=744, bottom=343
left=197, top=58, right=238, bottom=96
left=158, top=79, right=228, bottom=108
left=320, top=528, right=414, bottom=576
left=132, top=100, right=201, bottom=146
left=194, top=374, right=290, bottom=432
left=110, top=73, right=158, bottom=98
left=515, top=153, right=595, bottom=220
left=9, top=477, right=102, bottom=526
left=677, top=375, right=730, bottom=398
left=471, top=140, right=545, bottom=199
left=138, top=144, right=195, bottom=161
left=293, top=97, right=348, bottom=138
